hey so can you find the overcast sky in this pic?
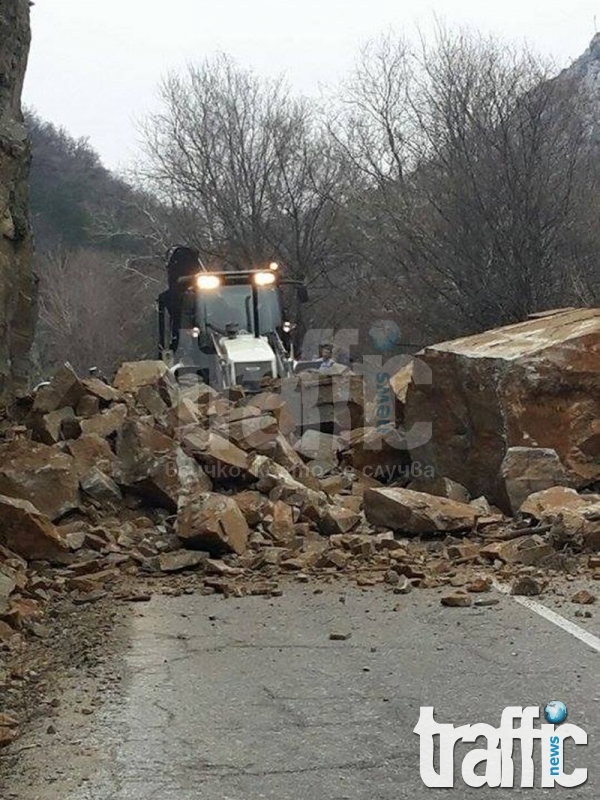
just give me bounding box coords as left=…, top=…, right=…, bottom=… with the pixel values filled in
left=24, top=0, right=598, bottom=172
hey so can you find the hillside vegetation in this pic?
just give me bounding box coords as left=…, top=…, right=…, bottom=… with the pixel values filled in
left=29, top=29, right=600, bottom=375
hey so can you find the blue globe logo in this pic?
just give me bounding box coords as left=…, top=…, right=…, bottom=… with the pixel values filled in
left=368, top=320, right=401, bottom=353
left=544, top=701, right=567, bottom=725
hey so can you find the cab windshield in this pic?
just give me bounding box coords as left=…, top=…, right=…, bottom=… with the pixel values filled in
left=197, top=285, right=282, bottom=335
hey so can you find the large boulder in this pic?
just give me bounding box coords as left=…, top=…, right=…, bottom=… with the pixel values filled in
left=177, top=494, right=249, bottom=555
left=115, top=419, right=211, bottom=510
left=403, top=308, right=600, bottom=509
left=364, top=487, right=477, bottom=534
left=279, top=373, right=365, bottom=433
left=0, top=440, right=79, bottom=520
left=0, top=0, right=36, bottom=402
left=0, top=495, right=68, bottom=563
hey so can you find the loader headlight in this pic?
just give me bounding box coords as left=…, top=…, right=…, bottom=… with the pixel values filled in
left=254, top=271, right=276, bottom=286
left=269, top=261, right=279, bottom=271
left=197, top=274, right=221, bottom=290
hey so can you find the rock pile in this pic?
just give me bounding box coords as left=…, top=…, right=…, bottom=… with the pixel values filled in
left=1, top=309, right=599, bottom=744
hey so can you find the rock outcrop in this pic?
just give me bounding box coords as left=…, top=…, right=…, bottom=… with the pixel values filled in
left=558, top=33, right=600, bottom=146
left=0, top=0, right=35, bottom=402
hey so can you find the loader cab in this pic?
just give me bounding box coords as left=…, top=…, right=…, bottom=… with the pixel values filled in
left=158, top=254, right=304, bottom=390
left=196, top=278, right=283, bottom=339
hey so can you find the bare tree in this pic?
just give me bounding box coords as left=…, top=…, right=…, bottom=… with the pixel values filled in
left=138, top=56, right=346, bottom=288
left=37, top=248, right=156, bottom=374
left=333, top=28, right=596, bottom=338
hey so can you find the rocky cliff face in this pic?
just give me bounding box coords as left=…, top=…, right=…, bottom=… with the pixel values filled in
left=559, top=33, right=600, bottom=144
left=0, top=0, right=36, bottom=402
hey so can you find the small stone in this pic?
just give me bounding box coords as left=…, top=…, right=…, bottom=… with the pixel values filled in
left=120, top=593, right=151, bottom=603
left=393, top=576, right=412, bottom=595
left=511, top=576, right=542, bottom=597
left=384, top=569, right=400, bottom=586
left=466, top=577, right=491, bottom=593
left=329, top=631, right=351, bottom=641
left=71, top=589, right=107, bottom=605
left=571, top=589, right=596, bottom=605
left=158, top=550, right=207, bottom=574
left=0, top=726, right=18, bottom=747
left=441, top=592, right=472, bottom=607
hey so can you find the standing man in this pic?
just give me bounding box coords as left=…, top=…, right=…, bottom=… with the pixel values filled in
left=315, top=343, right=335, bottom=370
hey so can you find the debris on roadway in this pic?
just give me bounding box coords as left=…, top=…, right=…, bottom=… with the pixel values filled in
left=0, top=308, right=598, bottom=745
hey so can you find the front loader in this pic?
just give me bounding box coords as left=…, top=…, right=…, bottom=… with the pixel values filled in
left=157, top=246, right=308, bottom=392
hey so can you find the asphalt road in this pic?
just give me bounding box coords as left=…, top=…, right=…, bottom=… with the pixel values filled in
left=2, top=581, right=598, bottom=799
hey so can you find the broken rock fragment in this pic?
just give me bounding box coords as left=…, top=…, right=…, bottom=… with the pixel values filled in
left=177, top=493, right=249, bottom=555
left=407, top=476, right=470, bottom=504
left=511, top=576, right=542, bottom=596
left=181, top=428, right=250, bottom=482
left=480, top=535, right=555, bottom=566
left=500, top=447, right=570, bottom=514
left=571, top=589, right=596, bottom=605
left=81, top=377, right=121, bottom=403
left=520, top=487, right=600, bottom=551
left=245, top=392, right=296, bottom=437
left=34, top=406, right=77, bottom=445
left=0, top=440, right=79, bottom=520
left=227, top=414, right=279, bottom=451
left=233, top=490, right=272, bottom=526
left=441, top=592, right=472, bottom=607
left=112, top=361, right=171, bottom=394
left=295, top=429, right=344, bottom=463
left=66, top=434, right=117, bottom=479
left=158, top=550, right=208, bottom=573
left=0, top=495, right=68, bottom=563
left=364, top=487, right=477, bottom=534
left=80, top=468, right=122, bottom=503
left=32, top=363, right=85, bottom=414
left=80, top=403, right=128, bottom=439
left=317, top=506, right=361, bottom=536
left=343, top=426, right=409, bottom=480
left=116, top=420, right=211, bottom=510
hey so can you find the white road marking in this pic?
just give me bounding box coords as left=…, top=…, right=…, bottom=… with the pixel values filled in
left=492, top=580, right=600, bottom=653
